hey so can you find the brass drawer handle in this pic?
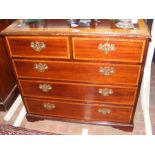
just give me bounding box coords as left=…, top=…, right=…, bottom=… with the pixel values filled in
left=98, top=108, right=111, bottom=115
left=99, top=66, right=115, bottom=76
left=39, top=84, right=52, bottom=92
left=43, top=103, right=55, bottom=110
left=34, top=63, right=48, bottom=72
left=98, top=88, right=113, bottom=96
left=30, top=41, right=46, bottom=52
left=98, top=42, right=116, bottom=54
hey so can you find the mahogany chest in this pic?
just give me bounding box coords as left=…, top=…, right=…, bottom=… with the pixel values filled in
left=1, top=19, right=150, bottom=131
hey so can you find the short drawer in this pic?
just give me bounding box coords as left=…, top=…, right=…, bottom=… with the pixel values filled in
left=72, top=37, right=146, bottom=63
left=14, top=60, right=141, bottom=85
left=6, top=36, right=70, bottom=59
left=24, top=98, right=133, bottom=123
left=19, top=80, right=137, bottom=106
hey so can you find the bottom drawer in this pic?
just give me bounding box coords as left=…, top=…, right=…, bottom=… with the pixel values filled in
left=24, top=98, right=133, bottom=123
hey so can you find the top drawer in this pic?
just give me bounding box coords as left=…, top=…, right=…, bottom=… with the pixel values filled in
left=72, top=37, right=146, bottom=63
left=6, top=36, right=70, bottom=59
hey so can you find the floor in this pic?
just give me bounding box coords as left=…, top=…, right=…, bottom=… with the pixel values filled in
left=0, top=64, right=155, bottom=135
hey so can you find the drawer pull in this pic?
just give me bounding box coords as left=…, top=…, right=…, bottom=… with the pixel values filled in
left=98, top=108, right=111, bottom=115
left=30, top=41, right=46, bottom=52
left=34, top=63, right=48, bottom=72
left=98, top=42, right=116, bottom=54
left=99, top=66, right=115, bottom=76
left=39, top=84, right=52, bottom=92
left=98, top=88, right=113, bottom=96
left=43, top=103, right=55, bottom=110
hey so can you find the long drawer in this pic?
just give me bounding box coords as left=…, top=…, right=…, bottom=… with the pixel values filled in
left=24, top=97, right=133, bottom=123
left=13, top=60, right=141, bottom=85
left=19, top=80, right=137, bottom=106
left=6, top=36, right=70, bottom=59
left=72, top=37, right=146, bottom=63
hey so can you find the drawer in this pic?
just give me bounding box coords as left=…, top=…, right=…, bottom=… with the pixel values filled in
left=72, top=37, right=146, bottom=63
left=6, top=36, right=70, bottom=59
left=24, top=98, right=133, bottom=123
left=14, top=60, right=141, bottom=85
left=19, top=80, right=137, bottom=106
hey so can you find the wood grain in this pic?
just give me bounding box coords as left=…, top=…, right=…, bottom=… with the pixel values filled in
left=73, top=37, right=146, bottom=63
left=24, top=97, right=133, bottom=123
left=13, top=59, right=141, bottom=86
left=0, top=20, right=150, bottom=38
left=19, top=79, right=138, bottom=106
left=6, top=36, right=70, bottom=59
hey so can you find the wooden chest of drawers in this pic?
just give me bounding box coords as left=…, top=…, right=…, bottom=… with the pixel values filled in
left=1, top=19, right=150, bottom=131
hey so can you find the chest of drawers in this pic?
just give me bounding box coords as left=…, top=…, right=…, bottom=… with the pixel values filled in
left=1, top=19, right=150, bottom=131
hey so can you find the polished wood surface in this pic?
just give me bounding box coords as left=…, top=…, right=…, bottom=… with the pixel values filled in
left=19, top=79, right=137, bottom=106
left=0, top=38, right=15, bottom=100
left=2, top=19, right=150, bottom=131
left=0, top=20, right=19, bottom=111
left=0, top=20, right=13, bottom=31
left=6, top=36, right=70, bottom=59
left=73, top=37, right=146, bottom=63
left=24, top=97, right=133, bottom=123
left=0, top=20, right=150, bottom=38
left=13, top=59, right=141, bottom=85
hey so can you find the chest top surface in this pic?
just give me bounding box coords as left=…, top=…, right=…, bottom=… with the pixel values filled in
left=0, top=19, right=150, bottom=38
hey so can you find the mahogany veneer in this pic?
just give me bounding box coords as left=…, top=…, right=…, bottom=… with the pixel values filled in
left=13, top=60, right=141, bottom=85
left=24, top=98, right=133, bottom=123
left=19, top=79, right=137, bottom=106
left=1, top=19, right=150, bottom=131
left=73, top=37, right=146, bottom=63
left=6, top=36, right=70, bottom=59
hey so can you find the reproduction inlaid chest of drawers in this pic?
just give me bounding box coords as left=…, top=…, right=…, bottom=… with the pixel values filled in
left=1, top=19, right=150, bottom=131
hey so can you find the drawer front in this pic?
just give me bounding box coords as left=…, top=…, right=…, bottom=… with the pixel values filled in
left=13, top=60, right=141, bottom=85
left=24, top=98, right=133, bottom=123
left=6, top=36, right=70, bottom=59
left=73, top=37, right=146, bottom=63
left=19, top=80, right=137, bottom=106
